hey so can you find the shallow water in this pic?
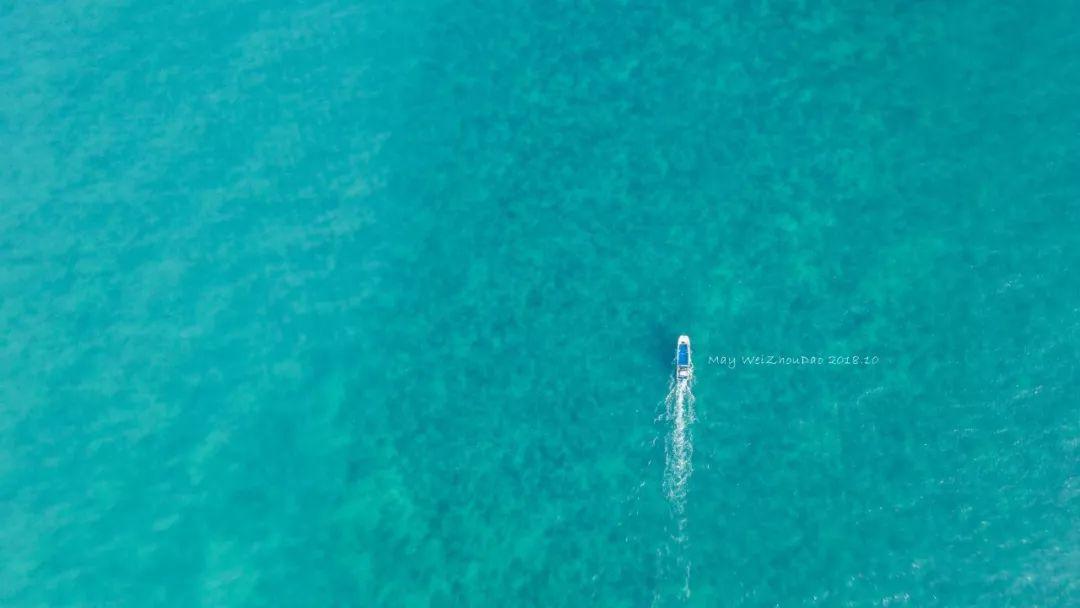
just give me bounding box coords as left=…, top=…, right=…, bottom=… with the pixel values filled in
left=1, top=1, right=1078, bottom=606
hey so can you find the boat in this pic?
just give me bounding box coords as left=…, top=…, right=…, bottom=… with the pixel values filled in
left=675, top=335, right=692, bottom=380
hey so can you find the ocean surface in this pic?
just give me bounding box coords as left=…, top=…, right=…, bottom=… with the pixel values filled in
left=2, top=1, right=1078, bottom=606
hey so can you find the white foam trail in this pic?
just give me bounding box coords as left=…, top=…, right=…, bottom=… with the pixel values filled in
left=663, top=377, right=696, bottom=520
left=659, top=375, right=695, bottom=601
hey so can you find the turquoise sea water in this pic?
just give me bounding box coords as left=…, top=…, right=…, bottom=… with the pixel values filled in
left=2, top=1, right=1079, bottom=606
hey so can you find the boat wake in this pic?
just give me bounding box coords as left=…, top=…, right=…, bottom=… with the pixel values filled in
left=655, top=375, right=696, bottom=603
left=663, top=376, right=696, bottom=521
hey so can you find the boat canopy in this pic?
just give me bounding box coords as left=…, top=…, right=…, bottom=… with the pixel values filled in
left=677, top=344, right=689, bottom=365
